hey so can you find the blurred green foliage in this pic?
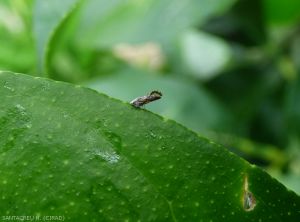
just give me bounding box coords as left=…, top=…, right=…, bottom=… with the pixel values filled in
left=0, top=0, right=300, bottom=194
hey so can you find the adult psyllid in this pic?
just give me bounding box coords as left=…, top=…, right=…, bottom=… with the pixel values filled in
left=130, top=90, right=162, bottom=108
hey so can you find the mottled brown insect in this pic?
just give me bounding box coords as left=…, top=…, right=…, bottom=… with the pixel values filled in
left=130, top=90, right=162, bottom=108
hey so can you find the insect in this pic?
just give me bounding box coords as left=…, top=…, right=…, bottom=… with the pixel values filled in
left=130, top=90, right=162, bottom=108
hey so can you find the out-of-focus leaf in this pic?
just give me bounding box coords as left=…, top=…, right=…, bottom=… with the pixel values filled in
left=48, top=49, right=125, bottom=83
left=75, top=0, right=237, bottom=49
left=291, top=36, right=300, bottom=71
left=85, top=68, right=233, bottom=134
left=263, top=0, right=300, bottom=25
left=268, top=169, right=300, bottom=196
left=179, top=29, right=232, bottom=80
left=0, top=1, right=35, bottom=73
left=41, top=0, right=238, bottom=82
left=33, top=0, right=80, bottom=73
left=208, top=132, right=288, bottom=168
left=285, top=77, right=300, bottom=137
left=0, top=33, right=35, bottom=73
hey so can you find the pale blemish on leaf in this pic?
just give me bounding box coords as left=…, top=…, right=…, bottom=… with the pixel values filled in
left=93, top=149, right=120, bottom=164
left=243, top=175, right=256, bottom=211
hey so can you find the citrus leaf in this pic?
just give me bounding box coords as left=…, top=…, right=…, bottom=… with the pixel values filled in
left=263, top=0, right=300, bottom=25
left=75, top=0, right=237, bottom=49
left=0, top=1, right=36, bottom=74
left=179, top=30, right=233, bottom=80
left=0, top=71, right=299, bottom=221
left=33, top=0, right=81, bottom=73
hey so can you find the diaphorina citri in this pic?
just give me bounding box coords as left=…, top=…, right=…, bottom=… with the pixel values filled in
left=130, top=91, right=162, bottom=108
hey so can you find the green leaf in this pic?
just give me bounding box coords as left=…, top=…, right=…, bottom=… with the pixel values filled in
left=0, top=1, right=36, bottom=73
left=178, top=29, right=232, bottom=80
left=34, top=0, right=237, bottom=80
left=263, top=0, right=300, bottom=25
left=0, top=71, right=299, bottom=221
left=74, top=0, right=237, bottom=49
left=33, top=0, right=80, bottom=73
left=285, top=77, right=300, bottom=136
